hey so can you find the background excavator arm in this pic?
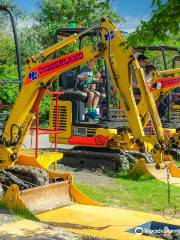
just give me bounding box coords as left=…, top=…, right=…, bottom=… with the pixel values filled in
left=137, top=68, right=180, bottom=128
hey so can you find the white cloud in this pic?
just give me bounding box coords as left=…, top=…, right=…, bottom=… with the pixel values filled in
left=117, top=15, right=149, bottom=33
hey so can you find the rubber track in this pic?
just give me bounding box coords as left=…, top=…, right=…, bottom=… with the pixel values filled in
left=9, top=164, right=49, bottom=187
left=59, top=148, right=153, bottom=171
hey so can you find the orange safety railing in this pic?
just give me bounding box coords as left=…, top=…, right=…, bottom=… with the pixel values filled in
left=30, top=90, right=64, bottom=158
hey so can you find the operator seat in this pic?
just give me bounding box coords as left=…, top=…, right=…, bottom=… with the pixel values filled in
left=59, top=70, right=87, bottom=123
left=59, top=71, right=87, bottom=101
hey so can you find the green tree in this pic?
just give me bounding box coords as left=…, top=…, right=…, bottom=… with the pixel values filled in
left=33, top=0, right=122, bottom=47
left=128, top=0, right=180, bottom=45
left=0, top=1, right=23, bottom=105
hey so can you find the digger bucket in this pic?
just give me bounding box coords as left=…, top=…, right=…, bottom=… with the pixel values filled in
left=168, top=160, right=180, bottom=177
left=2, top=155, right=180, bottom=239
left=3, top=179, right=100, bottom=215
left=3, top=182, right=180, bottom=240
left=15, top=181, right=73, bottom=214
left=130, top=158, right=180, bottom=187
left=3, top=181, right=91, bottom=214
left=3, top=151, right=100, bottom=214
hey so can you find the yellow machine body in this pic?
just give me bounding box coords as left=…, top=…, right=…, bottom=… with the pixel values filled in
left=49, top=71, right=180, bottom=151
left=47, top=18, right=180, bottom=183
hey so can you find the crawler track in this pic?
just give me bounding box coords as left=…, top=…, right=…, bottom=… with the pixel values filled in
left=0, top=165, right=49, bottom=194
left=59, top=147, right=154, bottom=171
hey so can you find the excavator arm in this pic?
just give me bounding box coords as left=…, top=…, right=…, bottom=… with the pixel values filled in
left=100, top=18, right=166, bottom=159
left=138, top=68, right=180, bottom=128
left=0, top=33, right=103, bottom=169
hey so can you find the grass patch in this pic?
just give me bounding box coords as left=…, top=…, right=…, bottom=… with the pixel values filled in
left=75, top=174, right=180, bottom=215
left=0, top=201, right=38, bottom=222
left=12, top=208, right=38, bottom=221
left=175, top=161, right=180, bottom=167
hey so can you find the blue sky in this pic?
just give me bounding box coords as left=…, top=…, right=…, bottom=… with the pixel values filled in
left=13, top=0, right=153, bottom=32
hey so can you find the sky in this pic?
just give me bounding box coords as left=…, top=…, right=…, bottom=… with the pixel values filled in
left=13, top=0, right=153, bottom=33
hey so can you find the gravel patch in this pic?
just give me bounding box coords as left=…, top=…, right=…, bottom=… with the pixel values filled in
left=0, top=208, right=17, bottom=226
left=72, top=170, right=115, bottom=187
left=58, top=164, right=119, bottom=188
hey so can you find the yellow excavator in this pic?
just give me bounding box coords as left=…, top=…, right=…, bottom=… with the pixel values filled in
left=0, top=10, right=180, bottom=238
left=48, top=24, right=180, bottom=177
left=49, top=66, right=179, bottom=168
left=54, top=32, right=179, bottom=139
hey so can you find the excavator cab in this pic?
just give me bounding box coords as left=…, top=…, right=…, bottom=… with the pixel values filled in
left=58, top=68, right=108, bottom=123
left=59, top=70, right=87, bottom=123
left=49, top=27, right=113, bottom=152
left=54, top=27, right=122, bottom=123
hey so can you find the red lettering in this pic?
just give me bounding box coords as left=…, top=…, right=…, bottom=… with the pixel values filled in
left=25, top=51, right=84, bottom=84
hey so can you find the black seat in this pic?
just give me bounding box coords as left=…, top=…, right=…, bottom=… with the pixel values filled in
left=60, top=70, right=76, bottom=89
left=59, top=70, right=107, bottom=123
left=59, top=70, right=87, bottom=123
left=59, top=70, right=87, bottom=102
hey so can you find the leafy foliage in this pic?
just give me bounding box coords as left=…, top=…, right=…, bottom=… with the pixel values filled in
left=0, top=65, right=19, bottom=104
left=39, top=95, right=51, bottom=127
left=128, top=0, right=180, bottom=45
left=34, top=0, right=123, bottom=47
left=18, top=26, right=43, bottom=64
left=0, top=1, right=22, bottom=105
